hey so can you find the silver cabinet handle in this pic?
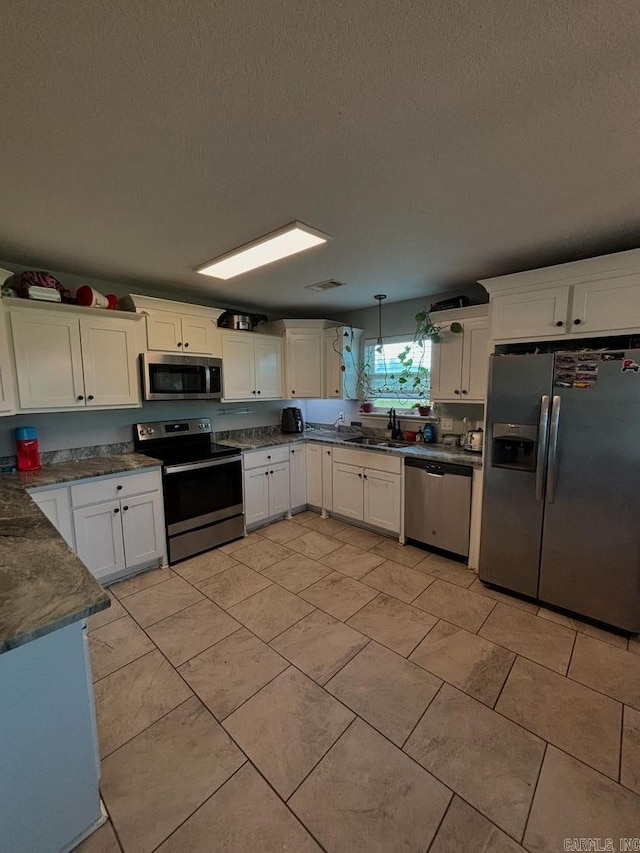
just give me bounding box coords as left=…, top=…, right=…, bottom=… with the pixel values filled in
left=545, top=395, right=561, bottom=504
left=536, top=395, right=550, bottom=501
left=165, top=456, right=242, bottom=474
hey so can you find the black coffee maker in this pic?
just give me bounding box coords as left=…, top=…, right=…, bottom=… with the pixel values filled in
left=281, top=407, right=304, bottom=434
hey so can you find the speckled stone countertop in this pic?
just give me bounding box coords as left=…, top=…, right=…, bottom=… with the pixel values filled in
left=0, top=453, right=161, bottom=654
left=220, top=426, right=483, bottom=468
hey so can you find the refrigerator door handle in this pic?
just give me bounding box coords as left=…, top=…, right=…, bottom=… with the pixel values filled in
left=545, top=395, right=562, bottom=504
left=535, top=395, right=551, bottom=501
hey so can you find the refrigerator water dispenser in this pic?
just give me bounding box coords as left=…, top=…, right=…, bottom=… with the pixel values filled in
left=491, top=423, right=539, bottom=471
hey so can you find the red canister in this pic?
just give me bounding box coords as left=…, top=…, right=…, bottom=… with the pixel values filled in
left=15, top=426, right=41, bottom=471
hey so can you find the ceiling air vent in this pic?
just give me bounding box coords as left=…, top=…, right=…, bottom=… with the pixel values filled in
left=305, top=280, right=346, bottom=293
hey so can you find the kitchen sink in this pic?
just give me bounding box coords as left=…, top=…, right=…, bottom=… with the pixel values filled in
left=347, top=437, right=410, bottom=449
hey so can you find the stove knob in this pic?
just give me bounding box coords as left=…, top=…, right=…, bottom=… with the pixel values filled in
left=147, top=428, right=155, bottom=435
left=138, top=428, right=146, bottom=436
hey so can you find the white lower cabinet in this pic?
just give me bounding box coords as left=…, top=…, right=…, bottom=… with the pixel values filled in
left=331, top=463, right=401, bottom=534
left=74, top=500, right=126, bottom=579
left=306, top=444, right=323, bottom=509
left=30, top=469, right=166, bottom=584
left=243, top=454, right=291, bottom=528
left=363, top=468, right=401, bottom=533
left=289, top=445, right=307, bottom=510
left=73, top=488, right=165, bottom=583
left=332, top=463, right=364, bottom=521
left=120, top=492, right=166, bottom=568
left=29, top=485, right=75, bottom=549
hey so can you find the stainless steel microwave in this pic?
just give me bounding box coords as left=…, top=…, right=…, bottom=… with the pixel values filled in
left=141, top=354, right=223, bottom=401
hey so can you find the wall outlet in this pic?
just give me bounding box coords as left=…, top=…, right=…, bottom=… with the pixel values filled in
left=441, top=417, right=454, bottom=431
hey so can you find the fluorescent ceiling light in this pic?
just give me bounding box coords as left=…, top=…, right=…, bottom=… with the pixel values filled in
left=196, top=221, right=331, bottom=279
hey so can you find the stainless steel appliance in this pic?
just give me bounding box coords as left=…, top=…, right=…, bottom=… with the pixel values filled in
left=141, top=353, right=223, bottom=401
left=480, top=350, right=640, bottom=631
left=405, top=458, right=472, bottom=557
left=463, top=428, right=483, bottom=452
left=134, top=418, right=243, bottom=563
left=217, top=310, right=268, bottom=331
left=281, top=406, right=304, bottom=434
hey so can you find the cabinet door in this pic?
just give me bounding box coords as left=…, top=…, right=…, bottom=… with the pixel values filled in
left=244, top=466, right=270, bottom=527
left=460, top=319, right=490, bottom=402
left=322, top=445, right=333, bottom=512
left=146, top=311, right=182, bottom=351
left=323, top=332, right=343, bottom=398
left=0, top=312, right=15, bottom=414
left=254, top=336, right=283, bottom=399
left=222, top=333, right=256, bottom=400
left=332, top=463, right=364, bottom=522
left=363, top=469, right=400, bottom=534
left=570, top=274, right=640, bottom=334
left=80, top=317, right=140, bottom=407
left=11, top=311, right=85, bottom=409
left=121, top=492, right=165, bottom=568
left=268, top=463, right=290, bottom=518
left=289, top=445, right=307, bottom=509
left=491, top=286, right=570, bottom=340
left=430, top=324, right=465, bottom=401
left=181, top=317, right=213, bottom=354
left=288, top=334, right=322, bottom=398
left=73, top=501, right=125, bottom=580
left=30, top=486, right=75, bottom=549
left=306, top=444, right=323, bottom=508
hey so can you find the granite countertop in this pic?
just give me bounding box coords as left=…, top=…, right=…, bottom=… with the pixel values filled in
left=223, top=428, right=483, bottom=468
left=0, top=453, right=161, bottom=654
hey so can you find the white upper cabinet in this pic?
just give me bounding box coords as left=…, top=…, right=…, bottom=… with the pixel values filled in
left=0, top=310, right=16, bottom=415
left=288, top=333, right=323, bottom=398
left=254, top=335, right=283, bottom=399
left=11, top=309, right=86, bottom=409
left=221, top=331, right=283, bottom=401
left=261, top=320, right=362, bottom=400
left=430, top=307, right=489, bottom=402
left=481, top=249, right=640, bottom=342
left=79, top=316, right=139, bottom=407
left=9, top=303, right=142, bottom=411
left=490, top=286, right=570, bottom=340
left=570, top=273, right=640, bottom=334
left=222, top=333, right=256, bottom=400
left=146, top=311, right=183, bottom=351
left=123, top=294, right=223, bottom=356
left=323, top=327, right=361, bottom=399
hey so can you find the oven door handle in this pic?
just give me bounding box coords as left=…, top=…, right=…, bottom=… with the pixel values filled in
left=164, top=456, right=242, bottom=475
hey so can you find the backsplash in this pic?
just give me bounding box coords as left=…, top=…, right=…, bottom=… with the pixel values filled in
left=0, top=399, right=307, bottom=460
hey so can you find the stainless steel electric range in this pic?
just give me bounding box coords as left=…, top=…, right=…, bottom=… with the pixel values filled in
left=134, top=418, right=244, bottom=563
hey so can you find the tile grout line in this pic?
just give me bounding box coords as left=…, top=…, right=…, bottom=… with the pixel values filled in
left=424, top=791, right=455, bottom=853
left=520, top=741, right=548, bottom=845
left=490, top=651, right=519, bottom=710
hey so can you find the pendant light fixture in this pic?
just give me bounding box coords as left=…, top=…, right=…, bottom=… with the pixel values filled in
left=374, top=294, right=387, bottom=350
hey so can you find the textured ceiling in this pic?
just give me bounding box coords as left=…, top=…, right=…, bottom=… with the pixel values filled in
left=2, top=0, right=640, bottom=314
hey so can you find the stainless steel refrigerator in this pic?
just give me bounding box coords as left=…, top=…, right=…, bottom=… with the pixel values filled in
left=479, top=349, right=640, bottom=632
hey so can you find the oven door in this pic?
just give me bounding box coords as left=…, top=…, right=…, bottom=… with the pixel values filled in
left=142, top=354, right=220, bottom=400
left=163, top=456, right=243, bottom=535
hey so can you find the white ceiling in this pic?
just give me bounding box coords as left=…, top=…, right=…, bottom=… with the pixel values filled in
left=2, top=1, right=639, bottom=315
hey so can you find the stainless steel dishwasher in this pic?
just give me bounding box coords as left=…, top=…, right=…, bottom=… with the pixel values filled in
left=404, top=458, right=472, bottom=557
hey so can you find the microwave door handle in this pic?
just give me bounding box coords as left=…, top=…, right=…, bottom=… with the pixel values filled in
left=535, top=395, right=551, bottom=501
left=204, top=364, right=211, bottom=396
left=545, top=395, right=561, bottom=504
left=164, top=456, right=242, bottom=475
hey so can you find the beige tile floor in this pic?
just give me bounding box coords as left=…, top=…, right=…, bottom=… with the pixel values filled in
left=80, top=511, right=640, bottom=852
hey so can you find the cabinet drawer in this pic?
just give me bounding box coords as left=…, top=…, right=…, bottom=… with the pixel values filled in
left=243, top=446, right=290, bottom=470
left=71, top=469, right=162, bottom=507
left=332, top=446, right=402, bottom=474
